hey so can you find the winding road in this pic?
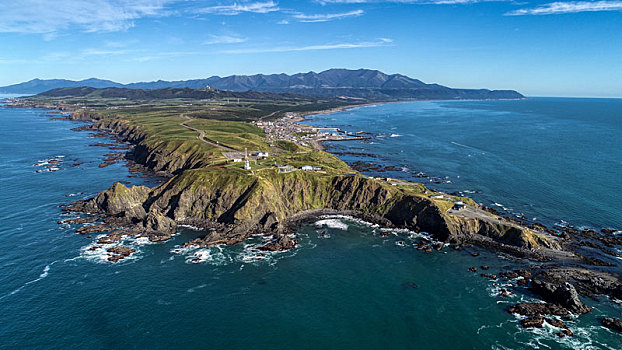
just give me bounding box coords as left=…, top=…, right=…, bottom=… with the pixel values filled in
left=179, top=114, right=238, bottom=151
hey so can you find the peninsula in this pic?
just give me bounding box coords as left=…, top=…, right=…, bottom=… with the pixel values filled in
left=7, top=81, right=621, bottom=335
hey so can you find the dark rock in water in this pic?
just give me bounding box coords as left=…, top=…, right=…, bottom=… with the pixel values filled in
left=401, top=282, right=419, bottom=289
left=499, top=288, right=513, bottom=297
left=531, top=279, right=558, bottom=297
left=516, top=269, right=531, bottom=279
left=468, top=267, right=477, bottom=272
left=481, top=265, right=489, bottom=270
left=600, top=228, right=617, bottom=234
left=517, top=278, right=529, bottom=286
left=521, top=316, right=544, bottom=328
left=508, top=303, right=570, bottom=316
left=106, top=245, right=136, bottom=262
left=58, top=217, right=98, bottom=225
left=107, top=246, right=135, bottom=256
left=552, top=283, right=591, bottom=314
left=259, top=234, right=295, bottom=251
left=75, top=224, right=110, bottom=234
left=471, top=252, right=479, bottom=257
left=531, top=280, right=591, bottom=314
left=500, top=271, right=520, bottom=279
left=602, top=318, right=622, bottom=333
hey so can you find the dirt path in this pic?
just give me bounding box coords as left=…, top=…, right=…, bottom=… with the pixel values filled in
left=179, top=114, right=238, bottom=151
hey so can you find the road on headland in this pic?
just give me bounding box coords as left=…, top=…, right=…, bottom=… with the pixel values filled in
left=179, top=114, right=238, bottom=151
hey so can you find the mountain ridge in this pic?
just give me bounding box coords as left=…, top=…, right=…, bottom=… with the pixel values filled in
left=1, top=68, right=524, bottom=100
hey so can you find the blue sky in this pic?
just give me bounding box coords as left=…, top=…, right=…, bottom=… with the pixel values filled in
left=0, top=1, right=621, bottom=97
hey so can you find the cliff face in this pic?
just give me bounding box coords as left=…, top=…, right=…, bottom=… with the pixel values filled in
left=73, top=168, right=558, bottom=253
left=64, top=110, right=559, bottom=254
left=85, top=117, right=214, bottom=175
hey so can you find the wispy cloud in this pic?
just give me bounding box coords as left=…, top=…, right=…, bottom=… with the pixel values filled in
left=221, top=38, right=393, bottom=54
left=293, top=9, right=364, bottom=22
left=315, top=0, right=488, bottom=4
left=80, top=48, right=137, bottom=56
left=506, top=1, right=622, bottom=15
left=132, top=51, right=203, bottom=62
left=196, top=1, right=280, bottom=15
left=0, top=0, right=176, bottom=35
left=203, top=35, right=248, bottom=45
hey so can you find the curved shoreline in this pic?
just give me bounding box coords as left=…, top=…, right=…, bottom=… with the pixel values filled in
left=3, top=98, right=621, bottom=336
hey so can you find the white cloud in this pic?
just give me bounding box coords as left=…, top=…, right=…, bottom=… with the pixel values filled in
left=196, top=1, right=280, bottom=15
left=293, top=9, right=364, bottom=22
left=0, top=0, right=175, bottom=34
left=506, top=1, right=622, bottom=15
left=203, top=35, right=248, bottom=45
left=315, top=0, right=486, bottom=3
left=81, top=48, right=137, bottom=56
left=221, top=38, right=393, bottom=54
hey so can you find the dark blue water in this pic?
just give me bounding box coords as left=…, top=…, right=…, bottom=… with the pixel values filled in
left=1, top=99, right=620, bottom=349
left=306, top=98, right=622, bottom=231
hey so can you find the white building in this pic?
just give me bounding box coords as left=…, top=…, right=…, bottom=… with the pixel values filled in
left=301, top=165, right=313, bottom=171
left=244, top=160, right=251, bottom=170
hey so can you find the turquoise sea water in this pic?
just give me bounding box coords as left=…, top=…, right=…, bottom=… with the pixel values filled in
left=0, top=98, right=620, bottom=349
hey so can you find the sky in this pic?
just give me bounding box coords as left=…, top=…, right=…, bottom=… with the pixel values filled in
left=0, top=0, right=621, bottom=97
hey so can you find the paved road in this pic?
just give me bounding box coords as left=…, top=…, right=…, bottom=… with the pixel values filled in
left=179, top=114, right=238, bottom=151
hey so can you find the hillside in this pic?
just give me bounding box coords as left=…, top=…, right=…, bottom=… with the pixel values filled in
left=1, top=69, right=524, bottom=100
left=37, top=86, right=304, bottom=101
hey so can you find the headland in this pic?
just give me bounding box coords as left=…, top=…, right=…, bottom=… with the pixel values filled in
left=5, top=86, right=621, bottom=335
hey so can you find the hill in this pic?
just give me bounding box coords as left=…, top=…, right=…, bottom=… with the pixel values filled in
left=2, top=69, right=523, bottom=100
left=37, top=86, right=302, bottom=101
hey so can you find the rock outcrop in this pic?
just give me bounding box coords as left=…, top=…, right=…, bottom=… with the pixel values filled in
left=602, top=317, right=622, bottom=333
left=259, top=234, right=296, bottom=251
left=67, top=165, right=561, bottom=254
left=531, top=281, right=591, bottom=314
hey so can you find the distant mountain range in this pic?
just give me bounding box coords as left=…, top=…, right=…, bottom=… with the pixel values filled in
left=1, top=69, right=524, bottom=100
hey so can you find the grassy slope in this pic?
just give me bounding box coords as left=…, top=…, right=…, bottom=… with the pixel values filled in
left=20, top=92, right=556, bottom=249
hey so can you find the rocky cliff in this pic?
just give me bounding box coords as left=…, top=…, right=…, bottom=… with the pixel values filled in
left=69, top=167, right=559, bottom=255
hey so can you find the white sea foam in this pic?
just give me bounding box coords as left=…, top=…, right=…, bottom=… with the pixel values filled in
left=178, top=224, right=204, bottom=231
left=318, top=214, right=380, bottom=228
left=0, top=261, right=58, bottom=300
left=315, top=219, right=348, bottom=230
left=390, top=133, right=402, bottom=137
left=79, top=234, right=150, bottom=264
left=187, top=284, right=207, bottom=293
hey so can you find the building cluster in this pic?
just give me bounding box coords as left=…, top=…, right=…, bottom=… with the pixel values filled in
left=253, top=116, right=369, bottom=147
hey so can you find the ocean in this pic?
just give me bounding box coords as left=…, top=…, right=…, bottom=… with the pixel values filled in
left=0, top=97, right=620, bottom=349
left=305, top=98, right=622, bottom=230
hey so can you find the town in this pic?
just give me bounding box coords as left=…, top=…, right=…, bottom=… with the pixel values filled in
left=252, top=113, right=371, bottom=148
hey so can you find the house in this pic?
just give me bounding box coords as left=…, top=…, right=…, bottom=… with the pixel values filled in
left=232, top=158, right=242, bottom=163
left=277, top=165, right=295, bottom=173
left=301, top=165, right=313, bottom=171
left=254, top=151, right=269, bottom=158
left=452, top=201, right=466, bottom=211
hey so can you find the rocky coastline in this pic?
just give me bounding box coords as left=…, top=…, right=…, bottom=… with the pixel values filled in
left=10, top=100, right=622, bottom=336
